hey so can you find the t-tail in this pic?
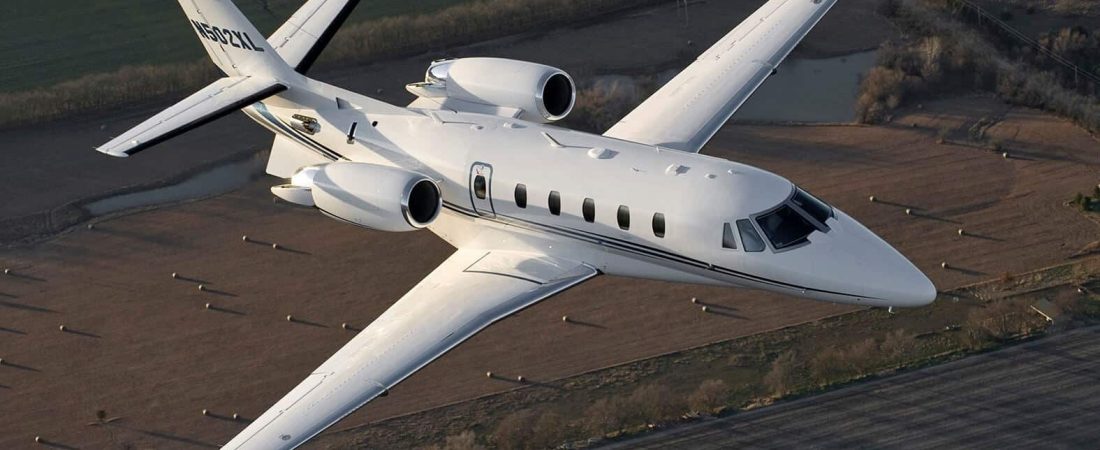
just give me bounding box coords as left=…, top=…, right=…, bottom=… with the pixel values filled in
left=96, top=0, right=360, bottom=157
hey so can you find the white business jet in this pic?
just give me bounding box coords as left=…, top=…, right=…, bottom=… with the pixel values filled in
left=97, top=0, right=936, bottom=447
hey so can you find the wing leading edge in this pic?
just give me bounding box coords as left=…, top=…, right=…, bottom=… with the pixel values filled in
left=223, top=249, right=598, bottom=449
left=603, top=0, right=838, bottom=153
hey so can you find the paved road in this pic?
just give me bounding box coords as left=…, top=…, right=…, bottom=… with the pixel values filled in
left=604, top=326, right=1100, bottom=449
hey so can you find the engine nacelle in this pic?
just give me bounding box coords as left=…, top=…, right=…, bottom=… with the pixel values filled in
left=273, top=162, right=442, bottom=232
left=407, top=57, right=576, bottom=123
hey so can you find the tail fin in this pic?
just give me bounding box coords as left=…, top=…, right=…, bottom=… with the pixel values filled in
left=268, top=0, right=362, bottom=74
left=179, top=0, right=293, bottom=77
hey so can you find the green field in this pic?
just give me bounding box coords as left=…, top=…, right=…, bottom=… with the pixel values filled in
left=0, top=0, right=472, bottom=92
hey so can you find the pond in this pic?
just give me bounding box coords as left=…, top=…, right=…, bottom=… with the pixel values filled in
left=84, top=153, right=267, bottom=216
left=735, top=50, right=878, bottom=123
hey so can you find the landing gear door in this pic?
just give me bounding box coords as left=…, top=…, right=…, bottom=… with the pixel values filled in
left=469, top=163, right=495, bottom=217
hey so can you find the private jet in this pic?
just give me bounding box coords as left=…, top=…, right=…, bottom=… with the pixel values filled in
left=96, top=0, right=936, bottom=447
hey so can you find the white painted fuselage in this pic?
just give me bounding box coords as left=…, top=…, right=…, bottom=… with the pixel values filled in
left=248, top=79, right=935, bottom=308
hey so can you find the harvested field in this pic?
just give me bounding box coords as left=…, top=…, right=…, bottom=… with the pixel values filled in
left=721, top=96, right=1100, bottom=287
left=2, top=95, right=1097, bottom=449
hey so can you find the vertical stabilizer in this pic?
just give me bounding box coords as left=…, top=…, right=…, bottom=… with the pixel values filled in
left=178, top=0, right=293, bottom=78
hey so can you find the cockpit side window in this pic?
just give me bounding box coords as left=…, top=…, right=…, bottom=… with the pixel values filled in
left=722, top=222, right=738, bottom=249
left=791, top=188, right=833, bottom=226
left=737, top=219, right=764, bottom=252
left=756, top=205, right=816, bottom=250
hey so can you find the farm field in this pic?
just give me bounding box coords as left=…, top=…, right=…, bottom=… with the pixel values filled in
left=0, top=0, right=473, bottom=92
left=3, top=0, right=1099, bottom=448
left=2, top=95, right=1098, bottom=449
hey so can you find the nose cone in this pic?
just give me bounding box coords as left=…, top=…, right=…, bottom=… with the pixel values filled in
left=829, top=211, right=937, bottom=307
left=767, top=210, right=937, bottom=307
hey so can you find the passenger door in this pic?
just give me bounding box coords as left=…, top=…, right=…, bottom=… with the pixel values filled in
left=469, top=163, right=495, bottom=217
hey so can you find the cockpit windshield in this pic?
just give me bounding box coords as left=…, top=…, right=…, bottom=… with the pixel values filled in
left=751, top=187, right=835, bottom=251
left=756, top=205, right=817, bottom=250
left=791, top=189, right=832, bottom=224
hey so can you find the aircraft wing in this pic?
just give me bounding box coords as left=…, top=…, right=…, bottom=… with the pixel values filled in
left=223, top=249, right=599, bottom=449
left=268, top=0, right=361, bottom=74
left=96, top=76, right=286, bottom=157
left=602, top=0, right=837, bottom=153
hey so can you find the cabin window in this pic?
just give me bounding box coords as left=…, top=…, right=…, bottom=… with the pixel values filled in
left=549, top=191, right=561, bottom=216
left=737, top=219, right=765, bottom=252
left=653, top=213, right=666, bottom=238
left=473, top=176, right=487, bottom=200
left=514, top=184, right=527, bottom=208
left=582, top=198, right=596, bottom=223
left=617, top=205, right=630, bottom=230
left=722, top=223, right=738, bottom=249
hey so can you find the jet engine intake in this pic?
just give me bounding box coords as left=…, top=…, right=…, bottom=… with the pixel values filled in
left=410, top=57, right=576, bottom=123
left=273, top=162, right=441, bottom=232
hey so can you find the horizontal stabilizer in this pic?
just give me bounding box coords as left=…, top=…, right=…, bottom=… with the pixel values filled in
left=96, top=76, right=286, bottom=157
